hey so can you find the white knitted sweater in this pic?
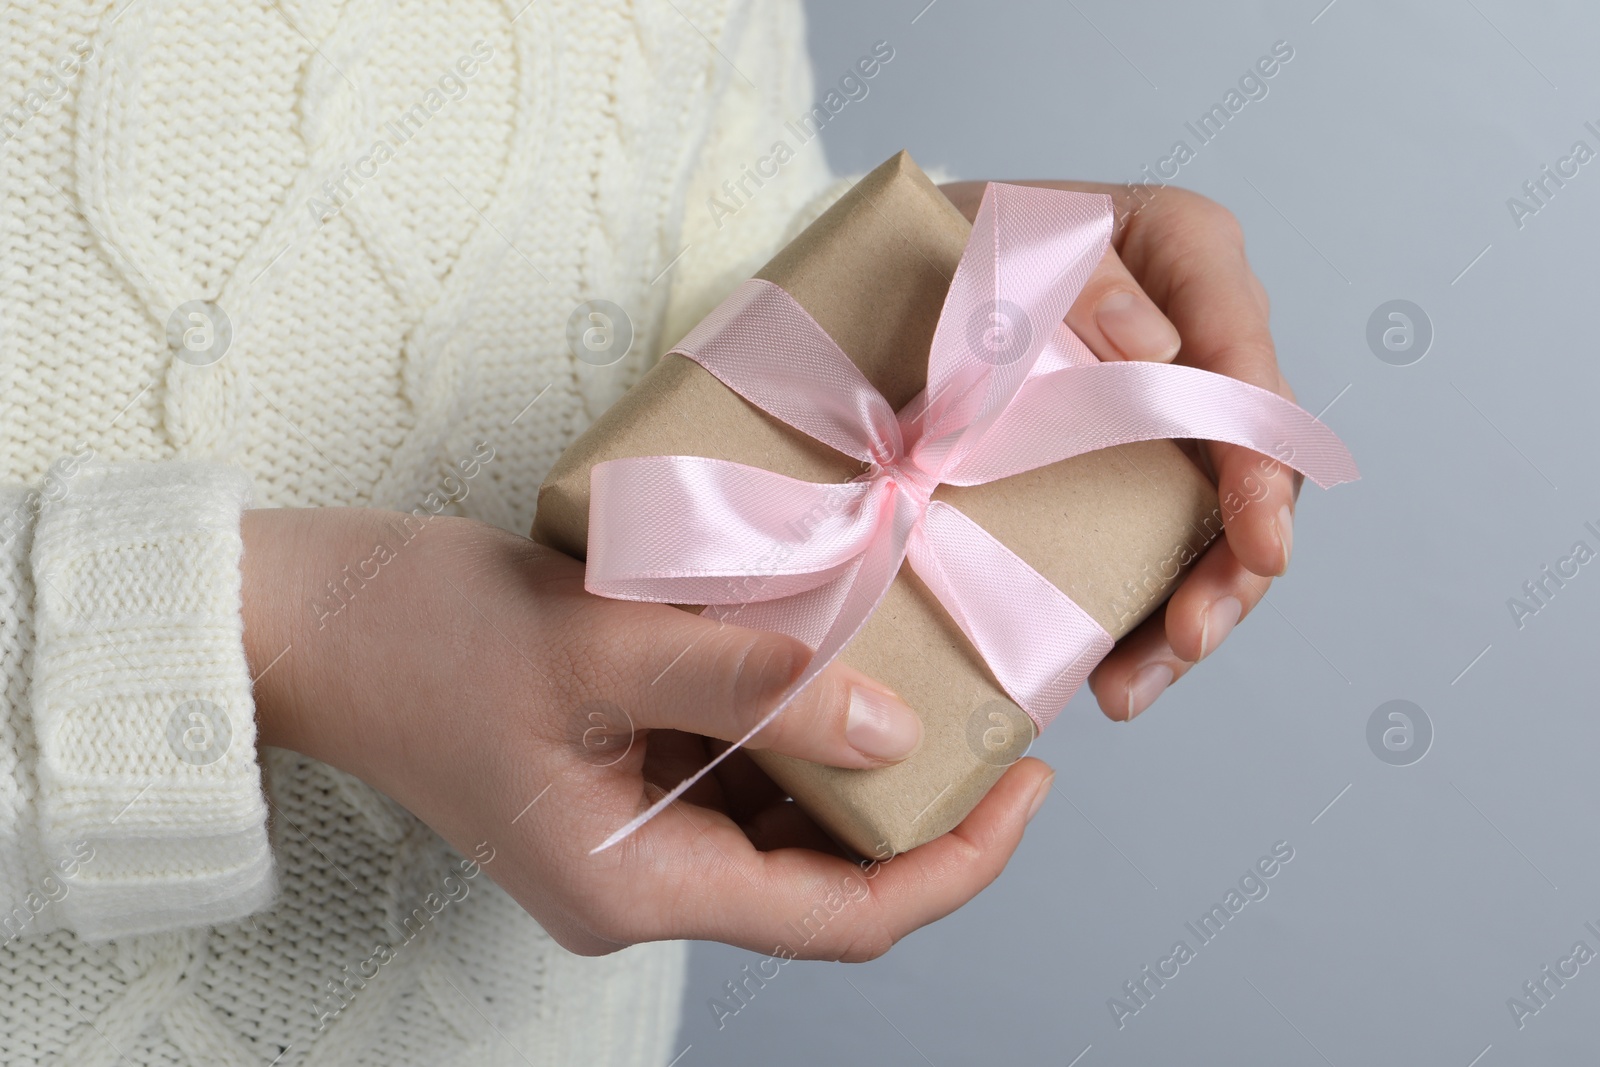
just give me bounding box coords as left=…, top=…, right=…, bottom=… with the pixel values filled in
left=0, top=0, right=850, bottom=1062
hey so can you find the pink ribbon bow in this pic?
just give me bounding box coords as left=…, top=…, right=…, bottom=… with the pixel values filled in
left=587, top=182, right=1358, bottom=851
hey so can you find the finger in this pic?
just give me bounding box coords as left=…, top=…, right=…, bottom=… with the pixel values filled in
left=1132, top=198, right=1296, bottom=577
left=938, top=178, right=1156, bottom=246
left=1088, top=603, right=1194, bottom=722
left=941, top=180, right=1179, bottom=363
left=708, top=746, right=789, bottom=824
left=644, top=730, right=726, bottom=810
left=1208, top=438, right=1298, bottom=577
left=944, top=182, right=1302, bottom=574
left=631, top=756, right=1053, bottom=959
left=739, top=799, right=849, bottom=856
left=704, top=748, right=857, bottom=856
left=1160, top=536, right=1274, bottom=663
left=1065, top=246, right=1181, bottom=363
left=578, top=598, right=922, bottom=770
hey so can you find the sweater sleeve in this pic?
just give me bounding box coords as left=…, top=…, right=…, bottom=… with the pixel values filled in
left=0, top=459, right=273, bottom=942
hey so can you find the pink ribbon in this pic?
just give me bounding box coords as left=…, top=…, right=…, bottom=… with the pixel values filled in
left=586, top=182, right=1358, bottom=852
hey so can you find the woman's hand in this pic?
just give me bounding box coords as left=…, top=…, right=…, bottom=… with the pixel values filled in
left=241, top=506, right=1053, bottom=958
left=941, top=180, right=1298, bottom=722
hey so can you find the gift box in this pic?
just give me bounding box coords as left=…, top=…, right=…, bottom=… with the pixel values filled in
left=533, top=150, right=1240, bottom=856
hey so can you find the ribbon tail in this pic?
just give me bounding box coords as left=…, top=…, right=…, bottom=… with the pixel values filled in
left=941, top=359, right=1361, bottom=489
left=591, top=488, right=919, bottom=854
left=907, top=501, right=1114, bottom=730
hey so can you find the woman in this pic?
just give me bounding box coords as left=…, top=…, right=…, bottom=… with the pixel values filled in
left=0, top=1, right=1298, bottom=1062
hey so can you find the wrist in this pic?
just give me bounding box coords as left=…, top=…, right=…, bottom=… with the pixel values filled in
left=241, top=508, right=311, bottom=754
left=241, top=507, right=374, bottom=760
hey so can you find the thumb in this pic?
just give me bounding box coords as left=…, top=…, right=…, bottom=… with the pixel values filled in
left=1066, top=246, right=1182, bottom=364
left=588, top=599, right=924, bottom=769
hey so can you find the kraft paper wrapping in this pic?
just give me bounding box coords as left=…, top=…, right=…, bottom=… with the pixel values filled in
left=535, top=151, right=1220, bottom=856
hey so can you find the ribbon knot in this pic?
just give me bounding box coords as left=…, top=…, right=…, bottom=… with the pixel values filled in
left=584, top=181, right=1359, bottom=851
left=858, top=455, right=940, bottom=513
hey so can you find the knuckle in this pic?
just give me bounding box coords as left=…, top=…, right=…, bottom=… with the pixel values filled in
left=1209, top=339, right=1279, bottom=390
left=833, top=920, right=897, bottom=963
left=583, top=902, right=648, bottom=948
left=1157, top=187, right=1244, bottom=244
left=1120, top=181, right=1177, bottom=223
left=552, top=613, right=623, bottom=718
left=1210, top=205, right=1246, bottom=244
left=779, top=667, right=855, bottom=752
left=1249, top=273, right=1271, bottom=316
left=1123, top=181, right=1161, bottom=206
left=533, top=574, right=623, bottom=690
left=1186, top=191, right=1244, bottom=239
left=720, top=629, right=804, bottom=732
left=1082, top=262, right=1139, bottom=303
left=552, top=927, right=625, bottom=957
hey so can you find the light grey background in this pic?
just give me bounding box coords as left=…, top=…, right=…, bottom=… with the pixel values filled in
left=678, top=1, right=1600, bottom=1064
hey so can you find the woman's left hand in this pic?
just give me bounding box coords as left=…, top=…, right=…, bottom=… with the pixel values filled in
left=940, top=180, right=1299, bottom=722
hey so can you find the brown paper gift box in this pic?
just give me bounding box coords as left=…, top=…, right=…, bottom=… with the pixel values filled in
left=534, top=151, right=1221, bottom=857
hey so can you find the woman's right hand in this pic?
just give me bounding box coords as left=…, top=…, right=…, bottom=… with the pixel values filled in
left=240, top=506, right=1053, bottom=959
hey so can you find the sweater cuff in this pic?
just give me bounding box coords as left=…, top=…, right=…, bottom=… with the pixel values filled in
left=30, top=463, right=274, bottom=939
left=0, top=488, right=56, bottom=931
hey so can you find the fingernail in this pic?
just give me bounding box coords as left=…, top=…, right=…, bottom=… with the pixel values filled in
left=1095, top=290, right=1181, bottom=362
left=846, top=686, right=922, bottom=762
left=1276, top=504, right=1294, bottom=574
left=1198, top=596, right=1243, bottom=660
left=1125, top=663, right=1174, bottom=721
left=1027, top=772, right=1054, bottom=824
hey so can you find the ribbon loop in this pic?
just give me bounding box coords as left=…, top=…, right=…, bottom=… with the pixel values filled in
left=670, top=279, right=904, bottom=468
left=914, top=184, right=1115, bottom=481
left=587, top=455, right=885, bottom=605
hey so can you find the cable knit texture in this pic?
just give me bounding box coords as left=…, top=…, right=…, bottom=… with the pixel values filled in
left=0, top=0, right=848, bottom=1062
